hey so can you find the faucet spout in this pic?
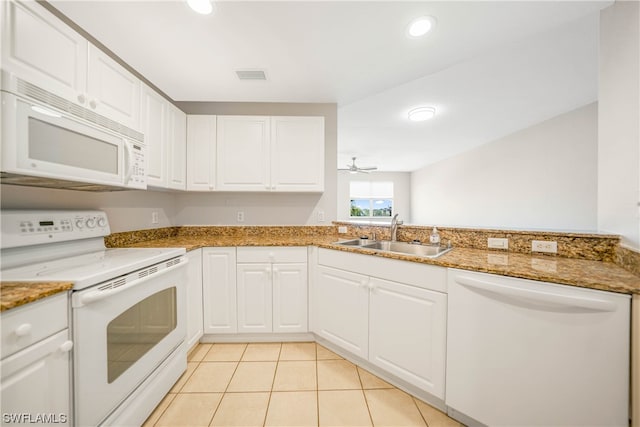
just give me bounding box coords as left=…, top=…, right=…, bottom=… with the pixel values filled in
left=390, top=213, right=402, bottom=241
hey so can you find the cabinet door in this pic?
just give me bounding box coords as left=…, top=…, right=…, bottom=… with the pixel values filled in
left=314, top=266, right=368, bottom=359
left=2, top=0, right=87, bottom=104
left=202, top=248, right=237, bottom=334
left=216, top=116, right=271, bottom=191
left=141, top=84, right=167, bottom=188
left=185, top=249, right=203, bottom=349
left=167, top=104, right=187, bottom=190
left=273, top=263, right=308, bottom=333
left=1, top=329, right=71, bottom=426
left=86, top=43, right=141, bottom=130
left=270, top=116, right=324, bottom=192
left=368, top=277, right=447, bottom=398
left=237, top=263, right=273, bottom=333
left=187, top=115, right=216, bottom=191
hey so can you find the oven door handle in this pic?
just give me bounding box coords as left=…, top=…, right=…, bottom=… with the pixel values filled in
left=74, top=258, right=188, bottom=307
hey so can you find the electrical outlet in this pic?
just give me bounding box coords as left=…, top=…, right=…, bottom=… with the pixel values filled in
left=237, top=211, right=244, bottom=223
left=531, top=240, right=558, bottom=254
left=151, top=212, right=159, bottom=224
left=488, top=237, right=508, bottom=250
left=338, top=226, right=348, bottom=234
left=317, top=210, right=325, bottom=222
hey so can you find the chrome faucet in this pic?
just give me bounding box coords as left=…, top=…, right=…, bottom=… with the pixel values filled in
left=390, top=214, right=403, bottom=241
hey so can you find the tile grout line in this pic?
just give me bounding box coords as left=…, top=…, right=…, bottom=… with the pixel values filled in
left=355, top=365, right=375, bottom=427
left=412, top=396, right=430, bottom=427
left=207, top=343, right=246, bottom=427
left=315, top=343, right=320, bottom=427
left=262, top=342, right=283, bottom=427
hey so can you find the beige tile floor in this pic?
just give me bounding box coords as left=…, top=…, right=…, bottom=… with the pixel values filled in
left=143, top=342, right=463, bottom=427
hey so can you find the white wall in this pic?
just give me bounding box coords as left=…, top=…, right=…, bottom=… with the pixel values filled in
left=0, top=185, right=177, bottom=232
left=598, top=1, right=640, bottom=249
left=411, top=103, right=598, bottom=230
left=337, top=172, right=411, bottom=223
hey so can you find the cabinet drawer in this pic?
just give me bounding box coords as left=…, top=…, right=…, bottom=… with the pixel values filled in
left=1, top=293, right=68, bottom=359
left=317, top=248, right=446, bottom=293
left=237, top=247, right=307, bottom=263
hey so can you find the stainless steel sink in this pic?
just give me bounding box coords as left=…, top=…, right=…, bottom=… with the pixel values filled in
left=335, top=238, right=374, bottom=247
left=363, top=240, right=452, bottom=258
left=336, top=239, right=452, bottom=258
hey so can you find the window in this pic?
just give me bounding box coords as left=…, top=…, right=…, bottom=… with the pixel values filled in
left=350, top=181, right=393, bottom=218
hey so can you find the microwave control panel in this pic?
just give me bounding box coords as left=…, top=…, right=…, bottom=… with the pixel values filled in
left=128, top=142, right=146, bottom=189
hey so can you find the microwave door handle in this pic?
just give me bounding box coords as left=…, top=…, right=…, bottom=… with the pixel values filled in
left=73, top=257, right=188, bottom=308
left=123, top=139, right=134, bottom=184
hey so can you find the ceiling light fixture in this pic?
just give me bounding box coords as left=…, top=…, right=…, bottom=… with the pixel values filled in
left=407, top=16, right=436, bottom=38
left=187, top=0, right=214, bottom=15
left=408, top=106, right=436, bottom=122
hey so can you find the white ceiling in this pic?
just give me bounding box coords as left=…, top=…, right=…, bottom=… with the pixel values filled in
left=51, top=0, right=611, bottom=172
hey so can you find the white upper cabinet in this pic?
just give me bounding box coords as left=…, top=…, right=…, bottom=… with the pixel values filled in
left=271, top=116, right=324, bottom=192
left=216, top=116, right=271, bottom=191
left=86, top=44, right=141, bottom=129
left=1, top=0, right=142, bottom=131
left=2, top=0, right=87, bottom=103
left=187, top=115, right=217, bottom=191
left=216, top=115, right=325, bottom=192
left=141, top=84, right=167, bottom=188
left=141, top=85, right=187, bottom=190
left=167, top=104, right=187, bottom=190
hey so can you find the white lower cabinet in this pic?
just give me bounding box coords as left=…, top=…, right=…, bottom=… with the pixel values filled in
left=272, top=263, right=308, bottom=333
left=314, top=248, right=447, bottom=399
left=314, top=266, right=369, bottom=358
left=237, top=247, right=308, bottom=334
left=368, top=277, right=447, bottom=398
left=0, top=293, right=71, bottom=426
left=202, top=246, right=308, bottom=335
left=237, top=263, right=273, bottom=333
left=185, top=249, right=203, bottom=349
left=202, top=247, right=237, bottom=334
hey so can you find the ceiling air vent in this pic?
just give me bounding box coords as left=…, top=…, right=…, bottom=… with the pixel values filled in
left=235, top=69, right=267, bottom=81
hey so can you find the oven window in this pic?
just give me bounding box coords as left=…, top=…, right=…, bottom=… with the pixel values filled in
left=107, top=287, right=177, bottom=383
left=29, top=117, right=119, bottom=174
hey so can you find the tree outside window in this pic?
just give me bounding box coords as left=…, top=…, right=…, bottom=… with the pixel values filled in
left=349, top=181, right=393, bottom=218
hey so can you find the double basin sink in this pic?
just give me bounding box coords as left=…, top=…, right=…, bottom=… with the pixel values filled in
left=335, top=239, right=452, bottom=258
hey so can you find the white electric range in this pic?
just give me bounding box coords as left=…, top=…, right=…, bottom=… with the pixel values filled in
left=1, top=210, right=188, bottom=427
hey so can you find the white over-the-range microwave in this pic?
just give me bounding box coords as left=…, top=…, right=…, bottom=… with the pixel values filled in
left=1, top=71, right=147, bottom=191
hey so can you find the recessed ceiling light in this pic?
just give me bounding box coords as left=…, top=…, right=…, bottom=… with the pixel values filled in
left=407, top=16, right=436, bottom=38
left=408, top=106, right=436, bottom=122
left=187, top=0, right=214, bottom=15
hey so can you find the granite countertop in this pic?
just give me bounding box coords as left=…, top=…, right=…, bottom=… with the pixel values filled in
left=119, top=234, right=640, bottom=295
left=0, top=282, right=72, bottom=312
left=3, top=232, right=638, bottom=312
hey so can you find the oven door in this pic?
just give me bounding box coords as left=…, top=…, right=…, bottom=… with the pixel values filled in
left=71, top=257, right=187, bottom=427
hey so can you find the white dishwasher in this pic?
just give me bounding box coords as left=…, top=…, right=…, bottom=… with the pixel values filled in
left=446, top=268, right=630, bottom=427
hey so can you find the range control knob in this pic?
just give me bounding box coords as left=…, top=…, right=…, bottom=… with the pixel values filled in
left=86, top=218, right=96, bottom=228
left=97, top=217, right=107, bottom=228
left=75, top=219, right=85, bottom=229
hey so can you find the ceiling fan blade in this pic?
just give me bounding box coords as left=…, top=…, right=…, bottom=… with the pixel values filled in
left=359, top=167, right=377, bottom=171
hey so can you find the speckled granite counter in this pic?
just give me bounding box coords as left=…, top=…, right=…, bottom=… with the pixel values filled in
left=0, top=282, right=72, bottom=312
left=112, top=232, right=640, bottom=295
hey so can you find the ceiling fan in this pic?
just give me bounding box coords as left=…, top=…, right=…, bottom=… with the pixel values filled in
left=338, top=157, right=378, bottom=174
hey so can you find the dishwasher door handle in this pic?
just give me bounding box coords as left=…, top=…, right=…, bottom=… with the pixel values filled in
left=455, top=275, right=617, bottom=312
